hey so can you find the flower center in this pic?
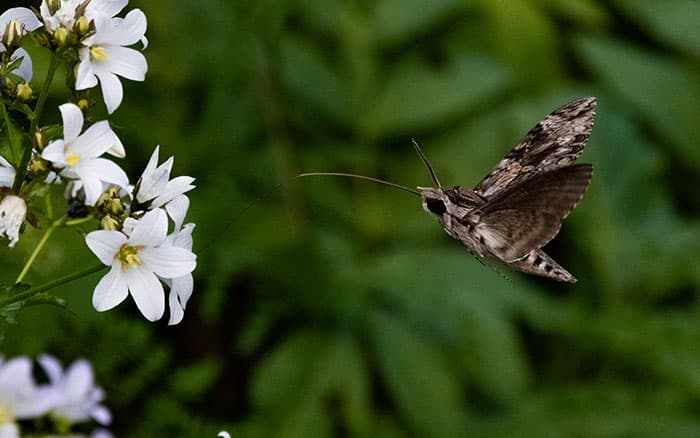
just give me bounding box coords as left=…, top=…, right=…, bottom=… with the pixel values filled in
left=90, top=45, right=107, bottom=60
left=117, top=244, right=144, bottom=272
left=0, top=404, right=11, bottom=424
left=65, top=153, right=80, bottom=166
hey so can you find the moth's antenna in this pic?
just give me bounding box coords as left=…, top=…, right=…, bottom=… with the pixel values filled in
left=412, top=139, right=442, bottom=188
left=296, top=172, right=421, bottom=196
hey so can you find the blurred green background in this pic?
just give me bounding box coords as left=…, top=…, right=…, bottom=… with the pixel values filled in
left=3, top=0, right=700, bottom=436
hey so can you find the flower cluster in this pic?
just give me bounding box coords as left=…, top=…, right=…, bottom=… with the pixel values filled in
left=0, top=2, right=197, bottom=325
left=0, top=355, right=111, bottom=438
left=39, top=0, right=148, bottom=113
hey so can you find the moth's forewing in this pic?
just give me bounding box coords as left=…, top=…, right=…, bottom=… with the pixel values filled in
left=470, top=164, right=593, bottom=262
left=474, top=97, right=596, bottom=199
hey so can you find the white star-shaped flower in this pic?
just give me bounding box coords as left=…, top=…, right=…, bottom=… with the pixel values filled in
left=86, top=208, right=196, bottom=322
left=76, top=9, right=147, bottom=114
left=38, top=355, right=111, bottom=426
left=133, top=146, right=195, bottom=212
left=42, top=103, right=128, bottom=205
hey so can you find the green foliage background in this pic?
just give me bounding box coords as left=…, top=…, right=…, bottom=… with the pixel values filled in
left=3, top=0, right=700, bottom=436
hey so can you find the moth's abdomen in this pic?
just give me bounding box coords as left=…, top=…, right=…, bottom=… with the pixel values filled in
left=510, top=249, right=577, bottom=283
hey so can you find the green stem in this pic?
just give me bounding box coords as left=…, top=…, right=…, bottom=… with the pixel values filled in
left=0, top=264, right=106, bottom=308
left=15, top=217, right=65, bottom=283
left=13, top=55, right=60, bottom=193
left=0, top=103, right=19, bottom=163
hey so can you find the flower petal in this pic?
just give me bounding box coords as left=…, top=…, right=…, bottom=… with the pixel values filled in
left=37, top=354, right=63, bottom=384
left=59, top=103, right=84, bottom=143
left=168, top=287, right=184, bottom=325
left=128, top=208, right=167, bottom=247
left=96, top=71, right=123, bottom=114
left=63, top=359, right=94, bottom=400
left=125, top=266, right=164, bottom=322
left=86, top=230, right=125, bottom=265
left=41, top=140, right=67, bottom=165
left=91, top=404, right=112, bottom=425
left=13, top=48, right=33, bottom=82
left=76, top=49, right=98, bottom=90
left=0, top=7, right=42, bottom=32
left=140, top=245, right=196, bottom=279
left=92, top=265, right=129, bottom=311
left=165, top=194, right=189, bottom=230
left=69, top=120, right=116, bottom=158
left=100, top=46, right=147, bottom=81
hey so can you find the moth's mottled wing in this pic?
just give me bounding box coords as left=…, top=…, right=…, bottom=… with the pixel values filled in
left=471, top=164, right=593, bottom=262
left=474, top=97, right=597, bottom=199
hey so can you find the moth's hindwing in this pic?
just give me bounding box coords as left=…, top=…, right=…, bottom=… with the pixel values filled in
left=474, top=97, right=596, bottom=199
left=470, top=164, right=593, bottom=262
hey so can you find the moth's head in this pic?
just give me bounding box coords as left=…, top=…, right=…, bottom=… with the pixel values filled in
left=419, top=187, right=448, bottom=216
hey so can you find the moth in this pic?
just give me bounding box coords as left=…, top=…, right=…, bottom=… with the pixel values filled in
left=300, top=97, right=596, bottom=283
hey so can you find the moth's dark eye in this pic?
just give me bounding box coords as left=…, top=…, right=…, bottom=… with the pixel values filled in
left=426, top=198, right=446, bottom=215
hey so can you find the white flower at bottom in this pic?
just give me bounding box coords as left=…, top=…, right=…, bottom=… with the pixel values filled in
left=38, top=355, right=111, bottom=426
left=0, top=196, right=26, bottom=248
left=0, top=357, right=56, bottom=434
left=85, top=209, right=196, bottom=322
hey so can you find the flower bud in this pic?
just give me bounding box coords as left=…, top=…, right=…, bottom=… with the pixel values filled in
left=47, top=0, right=62, bottom=15
left=75, top=16, right=90, bottom=36
left=53, top=27, right=69, bottom=46
left=101, top=215, right=120, bottom=231
left=29, top=157, right=48, bottom=175
left=16, top=83, right=32, bottom=101
left=77, top=98, right=90, bottom=111
left=35, top=130, right=48, bottom=151
left=2, top=20, right=23, bottom=50
left=0, top=195, right=27, bottom=248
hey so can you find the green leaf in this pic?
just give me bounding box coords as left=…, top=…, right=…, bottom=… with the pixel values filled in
left=537, top=0, right=609, bottom=26
left=612, top=0, right=700, bottom=56
left=365, top=54, right=510, bottom=137
left=279, top=37, right=352, bottom=127
left=371, top=0, right=466, bottom=45
left=371, top=311, right=468, bottom=438
left=575, top=35, right=700, bottom=170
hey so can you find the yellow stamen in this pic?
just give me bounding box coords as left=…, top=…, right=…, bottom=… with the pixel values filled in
left=66, top=154, right=80, bottom=166
left=90, top=46, right=107, bottom=60
left=0, top=404, right=11, bottom=424
left=117, top=244, right=144, bottom=272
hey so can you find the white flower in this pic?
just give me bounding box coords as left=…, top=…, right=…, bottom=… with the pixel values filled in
left=0, top=157, right=15, bottom=188
left=0, top=7, right=43, bottom=82
left=0, top=357, right=56, bottom=433
left=85, top=209, right=197, bottom=322
left=134, top=146, right=195, bottom=212
left=38, top=355, right=111, bottom=426
left=42, top=103, right=128, bottom=205
left=0, top=196, right=26, bottom=248
left=163, top=223, right=195, bottom=325
left=76, top=9, right=147, bottom=114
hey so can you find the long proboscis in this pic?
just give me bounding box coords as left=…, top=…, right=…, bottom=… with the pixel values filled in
left=411, top=138, right=442, bottom=189
left=296, top=172, right=421, bottom=196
